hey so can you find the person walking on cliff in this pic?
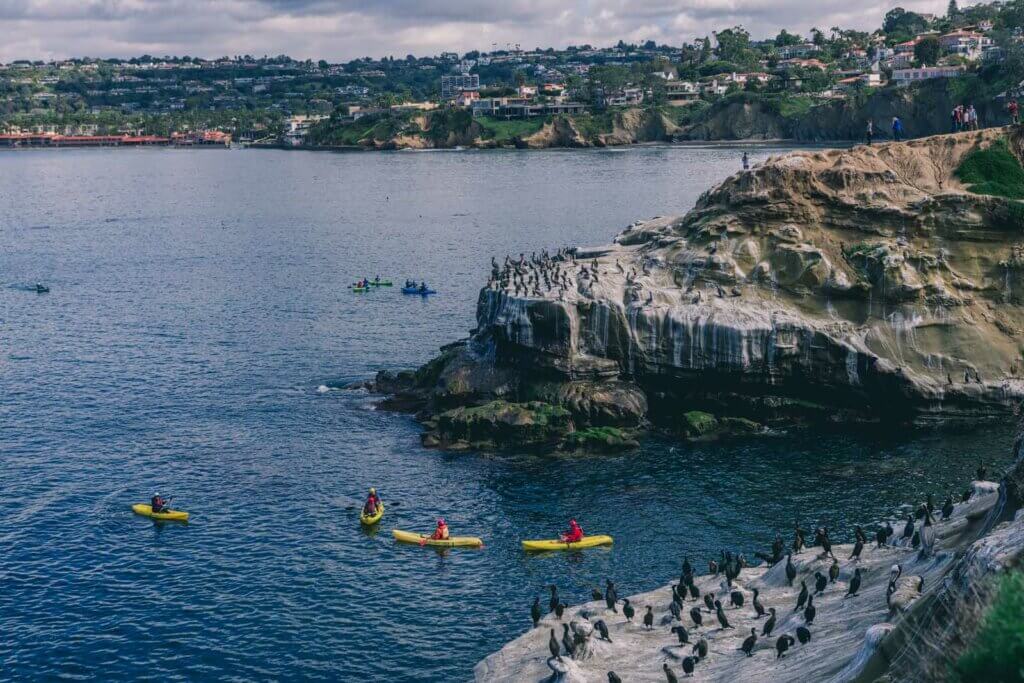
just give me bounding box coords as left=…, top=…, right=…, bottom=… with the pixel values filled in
left=1007, top=98, right=1019, bottom=125
left=865, top=120, right=873, bottom=146
left=892, top=116, right=904, bottom=142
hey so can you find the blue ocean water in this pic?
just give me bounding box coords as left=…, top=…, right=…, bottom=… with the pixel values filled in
left=0, top=146, right=1013, bottom=681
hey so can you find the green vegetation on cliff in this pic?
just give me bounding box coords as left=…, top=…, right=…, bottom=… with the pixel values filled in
left=952, top=571, right=1024, bottom=682
left=476, top=116, right=545, bottom=142
left=956, top=138, right=1024, bottom=200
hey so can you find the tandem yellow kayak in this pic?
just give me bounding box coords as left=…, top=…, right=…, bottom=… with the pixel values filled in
left=132, top=503, right=189, bottom=522
left=522, top=535, right=613, bottom=551
left=360, top=503, right=385, bottom=526
left=392, top=529, right=483, bottom=548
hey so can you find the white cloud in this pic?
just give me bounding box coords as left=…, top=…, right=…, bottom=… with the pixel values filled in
left=0, top=0, right=950, bottom=62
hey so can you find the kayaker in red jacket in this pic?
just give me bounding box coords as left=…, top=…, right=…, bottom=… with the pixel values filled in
left=561, top=519, right=584, bottom=543
left=151, top=492, right=169, bottom=513
left=363, top=488, right=381, bottom=515
left=430, top=518, right=450, bottom=540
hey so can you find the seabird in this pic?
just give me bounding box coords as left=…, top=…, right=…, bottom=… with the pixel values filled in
left=752, top=588, right=766, bottom=617
left=623, top=598, right=635, bottom=622
left=815, top=571, right=827, bottom=594
left=850, top=539, right=864, bottom=560
left=608, top=673, right=622, bottom=683
left=829, top=559, right=840, bottom=584
left=714, top=600, right=733, bottom=628
left=690, top=607, right=703, bottom=629
left=595, top=619, right=612, bottom=642
left=741, top=628, right=757, bottom=656
left=682, top=656, right=696, bottom=676
left=644, top=606, right=654, bottom=630
left=804, top=594, right=816, bottom=624
left=561, top=624, right=575, bottom=657
left=703, top=594, right=715, bottom=612
left=730, top=590, right=744, bottom=609
left=846, top=568, right=863, bottom=597
left=671, top=625, right=690, bottom=644
left=796, top=626, right=811, bottom=644
left=555, top=602, right=567, bottom=619
left=776, top=634, right=795, bottom=658
left=663, top=662, right=679, bottom=683
left=693, top=637, right=708, bottom=659
left=785, top=554, right=797, bottom=586
left=531, top=597, right=541, bottom=627
left=548, top=585, right=559, bottom=613
left=795, top=580, right=808, bottom=611
left=762, top=608, right=777, bottom=636
left=548, top=629, right=560, bottom=660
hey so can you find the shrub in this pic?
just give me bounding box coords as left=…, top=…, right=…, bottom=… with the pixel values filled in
left=952, top=571, right=1024, bottom=682
left=955, top=138, right=1024, bottom=200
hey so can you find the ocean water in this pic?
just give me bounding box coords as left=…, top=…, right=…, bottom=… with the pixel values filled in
left=0, top=145, right=1014, bottom=682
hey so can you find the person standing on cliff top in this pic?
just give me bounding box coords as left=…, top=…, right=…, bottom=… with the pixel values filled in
left=865, top=120, right=873, bottom=146
left=1009, top=99, right=1020, bottom=125
left=892, top=116, right=904, bottom=141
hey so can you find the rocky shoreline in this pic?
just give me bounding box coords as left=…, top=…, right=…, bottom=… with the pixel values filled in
left=362, top=126, right=1024, bottom=453
left=474, top=444, right=1024, bottom=682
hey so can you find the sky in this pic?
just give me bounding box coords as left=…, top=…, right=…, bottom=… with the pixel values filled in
left=0, top=0, right=952, bottom=63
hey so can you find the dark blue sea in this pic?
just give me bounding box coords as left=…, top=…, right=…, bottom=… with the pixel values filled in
left=0, top=146, right=1013, bottom=681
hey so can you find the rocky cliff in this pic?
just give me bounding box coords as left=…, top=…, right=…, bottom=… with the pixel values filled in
left=372, top=128, right=1024, bottom=450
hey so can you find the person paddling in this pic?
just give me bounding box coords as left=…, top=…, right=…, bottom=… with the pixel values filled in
left=561, top=519, right=584, bottom=544
left=419, top=518, right=450, bottom=545
left=151, top=492, right=171, bottom=513
left=363, top=487, right=382, bottom=516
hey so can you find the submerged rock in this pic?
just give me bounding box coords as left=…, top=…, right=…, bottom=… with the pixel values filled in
left=429, top=400, right=573, bottom=450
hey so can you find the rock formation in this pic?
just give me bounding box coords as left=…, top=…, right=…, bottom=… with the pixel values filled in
left=368, top=128, right=1024, bottom=449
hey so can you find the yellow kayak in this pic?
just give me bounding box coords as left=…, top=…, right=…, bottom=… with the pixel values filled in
left=360, top=503, right=385, bottom=526
left=522, top=535, right=613, bottom=551
left=392, top=529, right=483, bottom=548
left=132, top=503, right=189, bottom=522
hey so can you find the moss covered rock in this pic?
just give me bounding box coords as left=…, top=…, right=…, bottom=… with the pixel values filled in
left=432, top=400, right=573, bottom=450
left=682, top=411, right=719, bottom=437
left=562, top=427, right=640, bottom=453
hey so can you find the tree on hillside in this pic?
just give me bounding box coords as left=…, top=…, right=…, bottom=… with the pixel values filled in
left=698, top=37, right=712, bottom=63
left=811, top=28, right=825, bottom=46
left=884, top=8, right=929, bottom=37
left=914, top=35, right=941, bottom=65
left=774, top=29, right=802, bottom=46
left=713, top=26, right=755, bottom=66
left=947, top=0, right=959, bottom=18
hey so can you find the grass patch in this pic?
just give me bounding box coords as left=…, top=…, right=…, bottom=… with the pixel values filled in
left=951, top=571, right=1024, bottom=682
left=955, top=138, right=1024, bottom=200
left=476, top=115, right=546, bottom=142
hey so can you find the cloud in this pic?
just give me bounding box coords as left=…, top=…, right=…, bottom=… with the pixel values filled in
left=0, top=0, right=949, bottom=62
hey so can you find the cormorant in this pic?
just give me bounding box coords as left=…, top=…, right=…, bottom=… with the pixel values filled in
left=670, top=600, right=682, bottom=622
left=703, top=594, right=715, bottom=612
left=741, top=628, right=757, bottom=656
left=693, top=637, right=708, bottom=659
left=785, top=554, right=797, bottom=586
left=850, top=539, right=864, bottom=560
left=644, top=606, right=654, bottom=630
left=795, top=580, right=808, bottom=611
left=709, top=559, right=719, bottom=575
left=608, top=673, right=622, bottom=683
left=730, top=590, right=744, bottom=609
left=902, top=515, right=914, bottom=540
left=815, top=571, right=827, bottom=594
left=548, top=629, right=560, bottom=660
left=671, top=625, right=690, bottom=644
left=548, top=585, right=559, bottom=613
left=776, top=634, right=795, bottom=658
left=829, top=559, right=840, bottom=584
left=690, top=606, right=703, bottom=628
left=531, top=597, right=541, bottom=627
left=752, top=588, right=766, bottom=617
left=605, top=580, right=618, bottom=613
left=846, top=568, right=862, bottom=597
left=762, top=608, right=776, bottom=636
left=592, top=587, right=604, bottom=601
left=977, top=463, right=987, bottom=480
left=623, top=598, right=635, bottom=622
left=555, top=602, right=567, bottom=619
left=942, top=496, right=954, bottom=520
left=714, top=600, right=733, bottom=628
left=688, top=583, right=699, bottom=600
left=682, top=656, right=696, bottom=676
left=595, top=619, right=612, bottom=642
left=804, top=594, right=816, bottom=624
left=561, top=623, right=575, bottom=657
left=796, top=626, right=811, bottom=644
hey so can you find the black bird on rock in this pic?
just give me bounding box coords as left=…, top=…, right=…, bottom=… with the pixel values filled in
left=850, top=538, right=864, bottom=560
left=595, top=619, right=612, bottom=642
left=776, top=634, right=796, bottom=658
left=709, top=559, right=719, bottom=575
left=548, top=629, right=561, bottom=660
left=785, top=554, right=797, bottom=586
left=663, top=661, right=679, bottom=683
left=623, top=598, right=635, bottom=622
left=752, top=588, right=766, bottom=617
left=703, top=594, right=715, bottom=612
left=670, top=600, right=682, bottom=622
left=762, top=608, right=777, bottom=636
left=682, top=656, right=696, bottom=676
left=644, top=606, right=654, bottom=630
left=741, top=628, right=757, bottom=656
left=804, top=594, right=816, bottom=624
left=829, top=559, right=840, bottom=584
left=714, top=600, right=733, bottom=629
left=796, top=626, right=811, bottom=644
left=592, top=587, right=604, bottom=601
left=795, top=580, right=808, bottom=611
left=608, top=673, right=622, bottom=683
left=942, top=496, right=955, bottom=520
left=531, top=597, right=542, bottom=627
left=548, top=585, right=559, bottom=613
left=681, top=557, right=693, bottom=581
left=693, top=637, right=708, bottom=659
left=854, top=526, right=867, bottom=544
left=815, top=571, right=827, bottom=594
left=561, top=624, right=575, bottom=657
left=977, top=463, right=987, bottom=480
left=555, top=602, right=567, bottom=619
left=846, top=568, right=863, bottom=597
left=605, top=580, right=618, bottom=613
left=730, top=590, right=744, bottom=609
left=671, top=625, right=690, bottom=644
left=690, top=607, right=703, bottom=629
left=902, top=515, right=915, bottom=540
left=688, top=583, right=699, bottom=600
